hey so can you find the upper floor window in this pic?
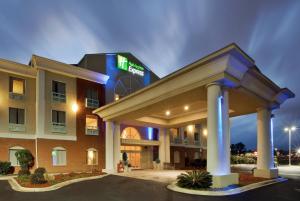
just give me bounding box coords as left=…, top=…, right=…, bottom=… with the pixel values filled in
left=9, top=107, right=25, bottom=125
left=85, top=88, right=99, bottom=108
left=52, top=110, right=66, bottom=133
left=194, top=133, right=199, bottom=141
left=52, top=81, right=66, bottom=103
left=85, top=115, right=98, bottom=135
left=9, top=77, right=25, bottom=100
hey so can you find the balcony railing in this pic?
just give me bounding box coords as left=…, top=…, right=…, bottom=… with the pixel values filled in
left=85, top=126, right=99, bottom=135
left=9, top=92, right=24, bottom=100
left=85, top=98, right=99, bottom=109
left=9, top=123, right=26, bottom=132
left=52, top=92, right=66, bottom=103
left=52, top=122, right=66, bottom=133
left=170, top=138, right=201, bottom=147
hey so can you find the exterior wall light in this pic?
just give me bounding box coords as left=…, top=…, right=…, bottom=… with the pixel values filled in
left=165, top=110, right=170, bottom=116
left=188, top=125, right=194, bottom=132
left=115, top=94, right=119, bottom=101
left=72, top=103, right=79, bottom=113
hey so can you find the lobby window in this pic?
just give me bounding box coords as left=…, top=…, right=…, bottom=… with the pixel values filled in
left=85, top=115, right=99, bottom=135
left=87, top=148, right=98, bottom=165
left=52, top=81, right=66, bottom=102
left=9, top=108, right=25, bottom=132
left=52, top=110, right=66, bottom=133
left=9, top=146, right=24, bottom=166
left=194, top=132, right=200, bottom=145
left=9, top=77, right=25, bottom=100
left=85, top=88, right=99, bottom=108
left=52, top=147, right=66, bottom=166
left=194, top=151, right=200, bottom=159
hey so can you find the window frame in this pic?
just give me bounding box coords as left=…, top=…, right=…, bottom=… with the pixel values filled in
left=52, top=147, right=67, bottom=166
left=9, top=107, right=25, bottom=125
left=86, top=148, right=98, bottom=165
left=9, top=76, right=25, bottom=95
left=9, top=146, right=25, bottom=166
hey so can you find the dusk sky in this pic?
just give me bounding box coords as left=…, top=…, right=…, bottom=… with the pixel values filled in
left=0, top=0, right=299, bottom=150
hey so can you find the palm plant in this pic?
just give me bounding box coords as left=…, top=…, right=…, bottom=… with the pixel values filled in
left=177, top=170, right=212, bottom=189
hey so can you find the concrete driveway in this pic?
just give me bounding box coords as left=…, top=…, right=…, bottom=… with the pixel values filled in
left=0, top=174, right=300, bottom=201
left=114, top=170, right=185, bottom=183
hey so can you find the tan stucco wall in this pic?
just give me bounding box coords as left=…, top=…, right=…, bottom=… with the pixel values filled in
left=44, top=71, right=77, bottom=137
left=0, top=72, right=36, bottom=135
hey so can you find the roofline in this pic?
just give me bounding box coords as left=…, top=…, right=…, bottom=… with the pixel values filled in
left=93, top=43, right=256, bottom=113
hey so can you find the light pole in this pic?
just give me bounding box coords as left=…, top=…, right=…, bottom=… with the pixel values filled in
left=284, top=126, right=296, bottom=166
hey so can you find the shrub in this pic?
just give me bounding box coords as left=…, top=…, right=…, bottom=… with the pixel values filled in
left=190, top=159, right=207, bottom=168
left=177, top=170, right=212, bottom=189
left=15, top=149, right=34, bottom=176
left=231, top=155, right=256, bottom=164
left=34, top=167, right=46, bottom=175
left=0, top=161, right=14, bottom=175
left=31, top=167, right=47, bottom=184
left=18, top=169, right=31, bottom=176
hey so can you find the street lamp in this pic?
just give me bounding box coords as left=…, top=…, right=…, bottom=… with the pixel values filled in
left=284, top=126, right=297, bottom=166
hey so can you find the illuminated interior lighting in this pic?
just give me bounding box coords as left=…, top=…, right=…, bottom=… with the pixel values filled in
left=203, top=129, right=207, bottom=136
left=115, top=94, right=119, bottom=101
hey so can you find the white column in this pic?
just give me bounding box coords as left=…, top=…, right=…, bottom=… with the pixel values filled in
left=159, top=128, right=166, bottom=164
left=113, top=123, right=121, bottom=172
left=165, top=130, right=170, bottom=163
left=254, top=108, right=278, bottom=178
left=36, top=69, right=45, bottom=137
left=105, top=121, right=114, bottom=173
left=35, top=69, right=45, bottom=168
left=207, top=83, right=238, bottom=188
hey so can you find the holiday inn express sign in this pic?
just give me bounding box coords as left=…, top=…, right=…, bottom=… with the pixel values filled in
left=117, top=55, right=145, bottom=76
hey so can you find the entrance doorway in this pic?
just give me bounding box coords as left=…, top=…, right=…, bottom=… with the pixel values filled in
left=121, top=145, right=141, bottom=168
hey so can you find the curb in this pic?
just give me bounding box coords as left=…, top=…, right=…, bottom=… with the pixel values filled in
left=8, top=174, right=109, bottom=192
left=167, top=177, right=287, bottom=196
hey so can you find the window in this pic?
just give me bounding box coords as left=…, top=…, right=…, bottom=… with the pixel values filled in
left=52, top=81, right=66, bottom=102
left=85, top=89, right=99, bottom=108
left=9, top=108, right=25, bottom=124
left=52, top=147, right=66, bottom=166
left=194, top=133, right=199, bottom=141
left=87, top=148, right=98, bottom=165
left=9, top=77, right=25, bottom=95
left=86, top=88, right=98, bottom=100
left=9, top=146, right=24, bottom=166
left=52, top=110, right=66, bottom=133
left=85, top=115, right=98, bottom=135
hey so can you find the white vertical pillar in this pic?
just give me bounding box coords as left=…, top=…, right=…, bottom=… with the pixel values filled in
left=105, top=121, right=114, bottom=173
left=165, top=130, right=170, bottom=163
left=113, top=123, right=121, bottom=172
left=35, top=69, right=45, bottom=168
left=159, top=128, right=166, bottom=164
left=254, top=108, right=277, bottom=178
left=207, top=83, right=230, bottom=175
left=207, top=83, right=238, bottom=188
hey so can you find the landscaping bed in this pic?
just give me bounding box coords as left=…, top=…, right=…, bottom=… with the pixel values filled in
left=15, top=172, right=105, bottom=188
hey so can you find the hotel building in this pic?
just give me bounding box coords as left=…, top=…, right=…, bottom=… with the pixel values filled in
left=0, top=52, right=206, bottom=173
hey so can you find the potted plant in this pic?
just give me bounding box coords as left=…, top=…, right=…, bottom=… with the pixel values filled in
left=153, top=158, right=161, bottom=170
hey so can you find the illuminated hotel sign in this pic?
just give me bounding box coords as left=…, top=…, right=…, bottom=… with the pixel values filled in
left=117, top=55, right=144, bottom=76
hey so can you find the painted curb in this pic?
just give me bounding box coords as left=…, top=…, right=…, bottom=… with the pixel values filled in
left=8, top=174, right=109, bottom=192
left=167, top=177, right=287, bottom=196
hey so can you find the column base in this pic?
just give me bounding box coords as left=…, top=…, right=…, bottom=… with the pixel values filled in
left=254, top=168, right=278, bottom=178
left=212, top=173, right=239, bottom=188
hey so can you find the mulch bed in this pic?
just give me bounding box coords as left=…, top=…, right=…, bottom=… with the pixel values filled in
left=15, top=172, right=105, bottom=188
left=238, top=172, right=269, bottom=186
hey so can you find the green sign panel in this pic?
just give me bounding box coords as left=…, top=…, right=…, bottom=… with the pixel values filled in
left=117, top=55, right=144, bottom=76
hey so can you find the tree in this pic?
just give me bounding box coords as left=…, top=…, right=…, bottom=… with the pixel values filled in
left=15, top=149, right=34, bottom=175
left=230, top=142, right=246, bottom=155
